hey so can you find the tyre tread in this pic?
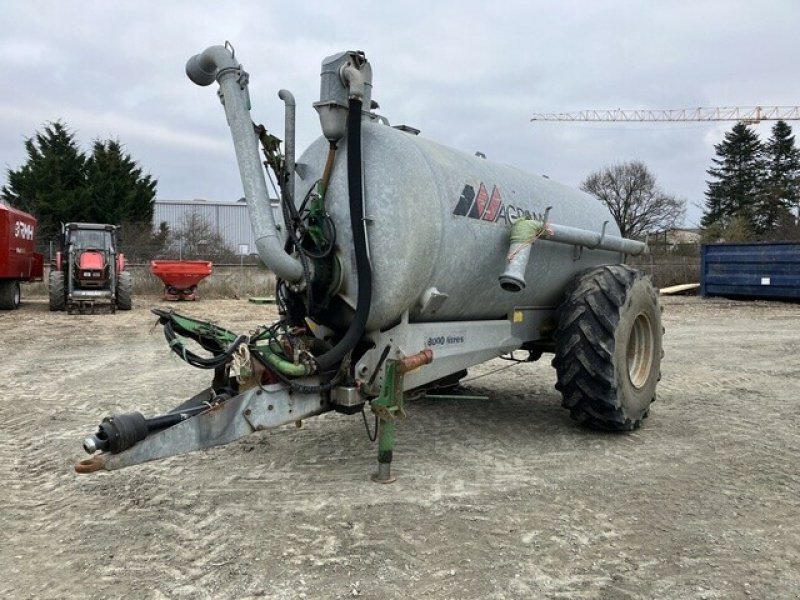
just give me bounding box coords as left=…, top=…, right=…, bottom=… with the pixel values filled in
left=552, top=265, right=658, bottom=431
left=49, top=271, right=66, bottom=312
left=116, top=271, right=133, bottom=311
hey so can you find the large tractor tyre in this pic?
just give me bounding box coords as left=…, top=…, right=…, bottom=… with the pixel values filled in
left=0, top=281, right=21, bottom=310
left=552, top=265, right=662, bottom=431
left=48, top=271, right=66, bottom=312
left=116, top=271, right=133, bottom=311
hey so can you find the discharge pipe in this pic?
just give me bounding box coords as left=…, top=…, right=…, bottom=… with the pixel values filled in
left=186, top=45, right=304, bottom=283
left=500, top=218, right=646, bottom=292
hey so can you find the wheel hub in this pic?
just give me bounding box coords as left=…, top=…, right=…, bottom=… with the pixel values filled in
left=627, top=313, right=654, bottom=389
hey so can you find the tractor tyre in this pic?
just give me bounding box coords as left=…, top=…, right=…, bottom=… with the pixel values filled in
left=0, top=280, right=21, bottom=310
left=552, top=265, right=662, bottom=431
left=116, top=271, right=133, bottom=310
left=49, top=271, right=66, bottom=312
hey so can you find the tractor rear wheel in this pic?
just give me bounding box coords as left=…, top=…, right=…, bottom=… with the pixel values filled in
left=116, top=271, right=133, bottom=310
left=49, top=270, right=66, bottom=311
left=552, top=265, right=662, bottom=431
left=0, top=281, right=21, bottom=310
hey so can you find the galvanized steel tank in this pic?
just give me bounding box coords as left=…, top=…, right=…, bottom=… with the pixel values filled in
left=295, top=119, right=622, bottom=331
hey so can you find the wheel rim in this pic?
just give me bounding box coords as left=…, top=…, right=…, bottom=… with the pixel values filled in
left=14, top=286, right=20, bottom=306
left=626, top=313, right=654, bottom=389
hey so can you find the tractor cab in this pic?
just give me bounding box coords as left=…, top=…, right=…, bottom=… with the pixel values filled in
left=68, top=226, right=115, bottom=252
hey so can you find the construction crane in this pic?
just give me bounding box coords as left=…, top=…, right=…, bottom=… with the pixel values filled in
left=530, top=106, right=800, bottom=124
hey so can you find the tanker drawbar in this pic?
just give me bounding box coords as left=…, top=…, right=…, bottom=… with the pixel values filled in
left=76, top=43, right=662, bottom=481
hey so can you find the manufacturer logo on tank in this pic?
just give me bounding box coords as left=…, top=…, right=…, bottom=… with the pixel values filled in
left=452, top=183, right=545, bottom=225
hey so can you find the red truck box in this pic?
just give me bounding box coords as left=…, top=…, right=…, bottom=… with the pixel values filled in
left=0, top=203, right=44, bottom=309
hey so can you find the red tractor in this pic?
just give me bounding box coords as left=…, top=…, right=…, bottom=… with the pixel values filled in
left=0, top=204, right=44, bottom=310
left=49, top=223, right=132, bottom=313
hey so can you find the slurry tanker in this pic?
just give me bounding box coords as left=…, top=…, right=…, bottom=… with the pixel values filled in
left=77, top=44, right=662, bottom=482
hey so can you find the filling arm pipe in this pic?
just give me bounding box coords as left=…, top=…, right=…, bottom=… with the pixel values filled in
left=277, top=89, right=296, bottom=204
left=186, top=45, right=303, bottom=283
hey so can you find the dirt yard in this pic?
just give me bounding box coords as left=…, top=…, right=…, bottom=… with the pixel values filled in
left=1, top=294, right=798, bottom=599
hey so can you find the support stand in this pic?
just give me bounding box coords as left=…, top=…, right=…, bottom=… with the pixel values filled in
left=369, top=349, right=433, bottom=483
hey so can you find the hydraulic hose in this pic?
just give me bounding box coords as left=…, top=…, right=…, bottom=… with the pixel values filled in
left=153, top=308, right=248, bottom=370
left=314, top=98, right=372, bottom=371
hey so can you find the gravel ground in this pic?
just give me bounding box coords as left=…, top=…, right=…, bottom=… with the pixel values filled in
left=1, top=294, right=799, bottom=599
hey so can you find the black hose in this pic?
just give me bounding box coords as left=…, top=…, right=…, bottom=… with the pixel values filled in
left=158, top=314, right=248, bottom=370
left=314, top=97, right=372, bottom=371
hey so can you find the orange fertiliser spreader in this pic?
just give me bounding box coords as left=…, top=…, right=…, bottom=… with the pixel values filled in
left=149, top=260, right=213, bottom=301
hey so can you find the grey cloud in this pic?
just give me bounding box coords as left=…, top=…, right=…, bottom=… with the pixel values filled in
left=2, top=0, right=799, bottom=223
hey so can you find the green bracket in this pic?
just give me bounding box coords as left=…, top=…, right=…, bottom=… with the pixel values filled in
left=305, top=182, right=330, bottom=250
left=369, top=360, right=406, bottom=484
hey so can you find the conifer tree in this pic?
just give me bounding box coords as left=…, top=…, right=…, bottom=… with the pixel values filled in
left=702, top=123, right=765, bottom=234
left=1, top=122, right=87, bottom=240
left=760, top=120, right=800, bottom=232
left=1, top=121, right=157, bottom=245
left=84, top=139, right=156, bottom=226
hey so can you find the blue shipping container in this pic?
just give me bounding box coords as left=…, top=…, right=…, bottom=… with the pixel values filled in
left=701, top=242, right=800, bottom=300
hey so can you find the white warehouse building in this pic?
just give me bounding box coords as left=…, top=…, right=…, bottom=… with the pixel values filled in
left=154, top=198, right=274, bottom=255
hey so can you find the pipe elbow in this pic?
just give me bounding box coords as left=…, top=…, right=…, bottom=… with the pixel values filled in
left=255, top=235, right=304, bottom=282
left=278, top=89, right=296, bottom=106
left=340, top=63, right=366, bottom=100
left=186, top=45, right=238, bottom=86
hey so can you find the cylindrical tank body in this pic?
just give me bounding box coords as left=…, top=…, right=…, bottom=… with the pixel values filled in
left=295, top=119, right=622, bottom=331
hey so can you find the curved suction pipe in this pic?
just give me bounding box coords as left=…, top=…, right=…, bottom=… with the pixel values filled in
left=186, top=45, right=304, bottom=283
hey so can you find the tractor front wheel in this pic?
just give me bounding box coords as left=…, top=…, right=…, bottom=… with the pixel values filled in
left=116, top=271, right=133, bottom=310
left=49, top=271, right=66, bottom=312
left=552, top=265, right=662, bottom=430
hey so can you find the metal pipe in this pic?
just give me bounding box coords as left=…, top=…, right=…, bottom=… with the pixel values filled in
left=499, top=243, right=533, bottom=292
left=186, top=45, right=304, bottom=283
left=543, top=222, right=646, bottom=255
left=499, top=218, right=644, bottom=292
left=499, top=219, right=545, bottom=292
left=277, top=89, right=296, bottom=204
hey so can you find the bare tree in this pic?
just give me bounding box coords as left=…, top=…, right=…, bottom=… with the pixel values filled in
left=581, top=161, right=685, bottom=239
left=170, top=213, right=236, bottom=261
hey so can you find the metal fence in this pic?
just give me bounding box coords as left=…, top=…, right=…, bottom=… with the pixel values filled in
left=629, top=243, right=701, bottom=288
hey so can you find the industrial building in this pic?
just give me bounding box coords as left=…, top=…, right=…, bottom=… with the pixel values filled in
left=153, top=198, right=268, bottom=255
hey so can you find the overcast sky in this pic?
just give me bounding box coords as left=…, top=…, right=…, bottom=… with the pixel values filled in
left=2, top=0, right=799, bottom=227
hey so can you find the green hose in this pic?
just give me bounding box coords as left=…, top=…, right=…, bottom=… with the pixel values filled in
left=160, top=311, right=313, bottom=378
left=254, top=341, right=313, bottom=377
left=509, top=218, right=546, bottom=245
